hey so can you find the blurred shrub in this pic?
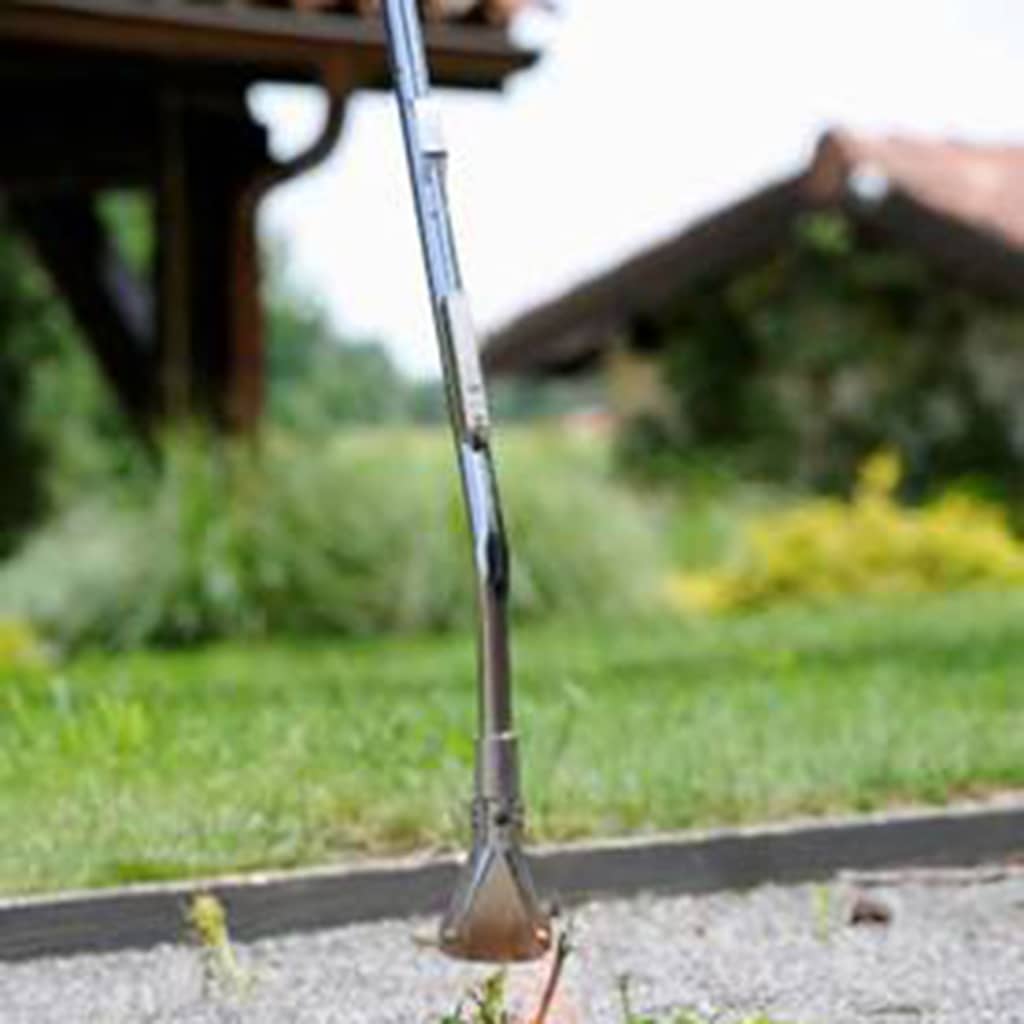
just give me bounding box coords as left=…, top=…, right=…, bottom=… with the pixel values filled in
left=0, top=618, right=47, bottom=672
left=0, top=430, right=666, bottom=650
left=671, top=451, right=1024, bottom=613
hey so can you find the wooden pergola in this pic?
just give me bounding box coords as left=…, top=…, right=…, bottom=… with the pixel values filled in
left=0, top=1, right=536, bottom=432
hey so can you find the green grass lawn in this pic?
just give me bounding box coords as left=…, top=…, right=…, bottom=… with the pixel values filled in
left=2, top=590, right=1023, bottom=895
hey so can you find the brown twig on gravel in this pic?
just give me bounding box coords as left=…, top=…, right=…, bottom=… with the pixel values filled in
left=531, top=929, right=572, bottom=1024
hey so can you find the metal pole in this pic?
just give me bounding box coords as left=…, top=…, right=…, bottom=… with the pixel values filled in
left=382, top=0, right=550, bottom=963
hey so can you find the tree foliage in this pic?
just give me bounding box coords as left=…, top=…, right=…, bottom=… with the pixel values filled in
left=265, top=282, right=408, bottom=431
left=0, top=225, right=61, bottom=552
left=641, top=212, right=1024, bottom=496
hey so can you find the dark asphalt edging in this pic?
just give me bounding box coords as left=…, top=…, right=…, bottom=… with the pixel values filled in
left=1, top=800, right=1022, bottom=962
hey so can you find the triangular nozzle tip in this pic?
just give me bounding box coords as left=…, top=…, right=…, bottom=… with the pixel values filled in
left=440, top=835, right=551, bottom=962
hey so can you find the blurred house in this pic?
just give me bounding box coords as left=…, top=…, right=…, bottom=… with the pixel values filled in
left=486, top=130, right=1024, bottom=488
left=0, top=0, right=539, bottom=433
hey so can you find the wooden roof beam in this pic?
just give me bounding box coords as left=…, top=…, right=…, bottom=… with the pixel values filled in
left=0, top=91, right=160, bottom=195
left=2, top=1, right=536, bottom=89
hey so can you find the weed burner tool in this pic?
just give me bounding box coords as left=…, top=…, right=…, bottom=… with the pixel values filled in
left=383, top=0, right=551, bottom=964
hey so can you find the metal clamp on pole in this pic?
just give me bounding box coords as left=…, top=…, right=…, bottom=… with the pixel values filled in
left=381, top=0, right=551, bottom=964
left=440, top=291, right=491, bottom=445
left=414, top=97, right=448, bottom=158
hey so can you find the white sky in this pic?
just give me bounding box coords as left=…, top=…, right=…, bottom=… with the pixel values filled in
left=252, top=0, right=1024, bottom=378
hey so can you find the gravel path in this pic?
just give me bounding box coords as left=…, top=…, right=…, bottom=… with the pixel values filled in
left=2, top=867, right=1023, bottom=1023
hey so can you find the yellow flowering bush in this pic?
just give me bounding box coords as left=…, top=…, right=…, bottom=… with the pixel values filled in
left=670, top=452, right=1024, bottom=613
left=0, top=618, right=47, bottom=672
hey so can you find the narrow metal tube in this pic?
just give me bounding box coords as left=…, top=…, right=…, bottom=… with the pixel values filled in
left=382, top=0, right=515, bottom=793
left=459, top=443, right=513, bottom=735
left=382, top=0, right=550, bottom=962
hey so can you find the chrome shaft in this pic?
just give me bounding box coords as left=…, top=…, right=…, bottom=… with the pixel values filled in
left=382, top=0, right=550, bottom=963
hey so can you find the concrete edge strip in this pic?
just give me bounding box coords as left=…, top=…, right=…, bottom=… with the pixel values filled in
left=1, top=801, right=1022, bottom=962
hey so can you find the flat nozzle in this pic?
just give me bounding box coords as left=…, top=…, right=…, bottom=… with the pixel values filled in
left=440, top=809, right=551, bottom=962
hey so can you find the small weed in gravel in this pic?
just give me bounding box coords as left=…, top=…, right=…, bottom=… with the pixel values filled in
left=185, top=891, right=252, bottom=999
left=617, top=974, right=793, bottom=1024
left=437, top=942, right=792, bottom=1024
left=440, top=931, right=571, bottom=1023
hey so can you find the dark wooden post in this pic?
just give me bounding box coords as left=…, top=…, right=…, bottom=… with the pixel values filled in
left=10, top=194, right=159, bottom=432
left=157, top=90, right=269, bottom=432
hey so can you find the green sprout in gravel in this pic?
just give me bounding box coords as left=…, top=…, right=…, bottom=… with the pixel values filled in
left=617, top=975, right=793, bottom=1024
left=439, top=971, right=513, bottom=1024
left=440, top=931, right=571, bottom=1024
left=440, top=943, right=792, bottom=1024
left=811, top=882, right=835, bottom=942
left=185, top=891, right=251, bottom=999
left=471, top=971, right=510, bottom=1024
